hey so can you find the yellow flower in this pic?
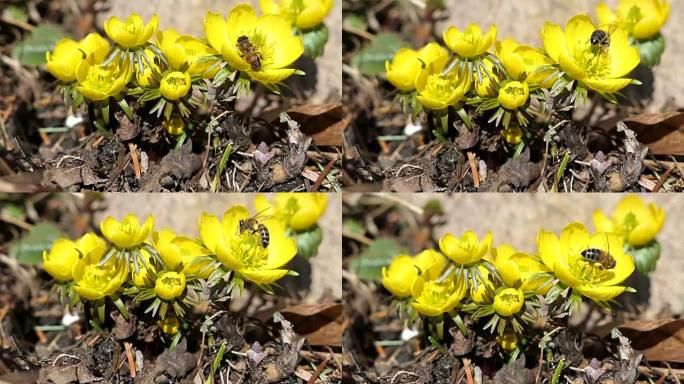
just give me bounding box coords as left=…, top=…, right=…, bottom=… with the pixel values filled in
left=501, top=125, right=523, bottom=145
left=204, top=5, right=304, bottom=84
left=498, top=331, right=518, bottom=351
left=130, top=249, right=156, bottom=287
left=254, top=193, right=328, bottom=231
left=439, top=230, right=493, bottom=266
left=43, top=239, right=80, bottom=281
left=493, top=287, right=524, bottom=317
left=136, top=49, right=160, bottom=87
left=492, top=245, right=551, bottom=294
left=542, top=15, right=640, bottom=94
left=382, top=249, right=446, bottom=298
left=498, top=81, right=529, bottom=110
left=104, top=13, right=159, bottom=49
left=474, top=58, right=500, bottom=97
left=443, top=23, right=496, bottom=59
left=469, top=265, right=494, bottom=303
left=199, top=206, right=297, bottom=284
left=100, top=214, right=154, bottom=249
left=163, top=117, right=186, bottom=135
left=72, top=255, right=128, bottom=301
left=495, top=38, right=556, bottom=88
left=159, top=315, right=180, bottom=335
left=415, top=59, right=471, bottom=111
left=157, top=29, right=220, bottom=78
left=537, top=223, right=635, bottom=302
left=75, top=232, right=108, bottom=263
left=76, top=46, right=132, bottom=101
left=259, top=0, right=334, bottom=30
left=153, top=229, right=214, bottom=278
left=385, top=42, right=449, bottom=92
left=411, top=272, right=467, bottom=317
left=597, top=0, right=670, bottom=40
left=155, top=271, right=186, bottom=300
left=160, top=71, right=191, bottom=101
left=593, top=195, right=666, bottom=247
left=45, top=33, right=110, bottom=83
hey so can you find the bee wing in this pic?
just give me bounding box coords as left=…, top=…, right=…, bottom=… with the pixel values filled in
left=598, top=23, right=619, bottom=37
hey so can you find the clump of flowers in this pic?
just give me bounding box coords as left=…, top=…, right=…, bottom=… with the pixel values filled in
left=40, top=193, right=327, bottom=343
left=382, top=3, right=668, bottom=154
left=380, top=194, right=662, bottom=352
left=42, top=2, right=328, bottom=144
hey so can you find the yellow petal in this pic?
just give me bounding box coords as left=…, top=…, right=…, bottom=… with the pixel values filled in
left=564, top=15, right=595, bottom=52
left=577, top=285, right=626, bottom=301
left=582, top=77, right=632, bottom=93
left=596, top=3, right=618, bottom=25
left=559, top=48, right=587, bottom=80
left=141, top=14, right=159, bottom=43
left=541, top=22, right=564, bottom=62
left=240, top=268, right=289, bottom=284
left=259, top=14, right=303, bottom=68
left=204, top=11, right=229, bottom=53
left=537, top=230, right=560, bottom=270
left=607, top=29, right=640, bottom=78
left=559, top=223, right=590, bottom=262
left=226, top=4, right=259, bottom=42
left=553, top=257, right=584, bottom=289
left=265, top=221, right=297, bottom=269
left=592, top=210, right=614, bottom=233
left=198, top=213, right=222, bottom=252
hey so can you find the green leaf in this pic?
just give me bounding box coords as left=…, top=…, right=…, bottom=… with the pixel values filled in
left=4, top=5, right=28, bottom=23
left=294, top=225, right=323, bottom=260
left=348, top=237, right=405, bottom=281
left=636, top=34, right=665, bottom=68
left=351, top=33, right=410, bottom=76
left=1, top=204, right=26, bottom=223
left=300, top=24, right=329, bottom=59
left=10, top=223, right=65, bottom=265
left=343, top=218, right=365, bottom=236
left=629, top=240, right=661, bottom=275
left=12, top=25, right=66, bottom=66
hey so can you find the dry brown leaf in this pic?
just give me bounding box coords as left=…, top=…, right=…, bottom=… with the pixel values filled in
left=280, top=303, right=343, bottom=347
left=619, top=318, right=684, bottom=362
left=284, top=103, right=348, bottom=147
left=623, top=112, right=684, bottom=155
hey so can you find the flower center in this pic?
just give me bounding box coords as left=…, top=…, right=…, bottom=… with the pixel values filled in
left=82, top=264, right=112, bottom=290
left=417, top=281, right=451, bottom=307
left=424, top=75, right=458, bottom=98
left=123, top=18, right=142, bottom=35
left=161, top=275, right=182, bottom=287
left=231, top=232, right=268, bottom=269
left=86, top=66, right=117, bottom=90
left=619, top=212, right=638, bottom=236
left=462, top=28, right=482, bottom=48
left=505, top=84, right=525, bottom=97
left=570, top=252, right=614, bottom=284
left=572, top=42, right=611, bottom=78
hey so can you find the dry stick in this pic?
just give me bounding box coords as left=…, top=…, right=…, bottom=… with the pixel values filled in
left=463, top=358, right=474, bottom=384
left=310, top=156, right=337, bottom=192
left=651, top=167, right=673, bottom=192
left=467, top=152, right=480, bottom=188
left=307, top=355, right=331, bottom=384
left=123, top=342, right=136, bottom=378
left=128, top=143, right=142, bottom=180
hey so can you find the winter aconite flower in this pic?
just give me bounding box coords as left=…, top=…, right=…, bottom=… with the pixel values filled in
left=498, top=331, right=518, bottom=351
left=157, top=29, right=220, bottom=78
left=254, top=193, right=328, bottom=231
left=415, top=58, right=471, bottom=111
left=495, top=39, right=556, bottom=88
left=135, top=50, right=160, bottom=87
left=100, top=214, right=154, bottom=249
left=491, top=245, right=551, bottom=294
left=43, top=239, right=81, bottom=281
left=439, top=230, right=493, bottom=266
left=597, top=0, right=670, bottom=40
left=76, top=47, right=132, bottom=101
left=160, top=71, right=191, bottom=101
left=474, top=59, right=500, bottom=97
left=382, top=249, right=446, bottom=298
left=45, top=33, right=110, bottom=83
left=259, top=0, right=333, bottom=30
left=104, top=13, right=159, bottom=49
left=411, top=268, right=467, bottom=317
left=385, top=42, right=449, bottom=92
left=155, top=271, right=186, bottom=300
left=131, top=249, right=156, bottom=287
left=163, top=117, right=185, bottom=135
left=593, top=195, right=666, bottom=247
left=204, top=4, right=304, bottom=84
left=498, top=81, right=529, bottom=110
left=159, top=315, right=180, bottom=335
left=199, top=206, right=297, bottom=284
left=72, top=255, right=128, bottom=301
left=493, top=287, right=524, bottom=317
left=443, top=23, right=496, bottom=59
left=153, top=229, right=213, bottom=278
left=542, top=15, right=640, bottom=96
left=537, top=223, right=634, bottom=304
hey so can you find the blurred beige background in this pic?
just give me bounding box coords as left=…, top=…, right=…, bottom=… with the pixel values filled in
left=94, top=193, right=342, bottom=301
left=436, top=0, right=683, bottom=111
left=99, top=0, right=342, bottom=102
left=384, top=194, right=683, bottom=318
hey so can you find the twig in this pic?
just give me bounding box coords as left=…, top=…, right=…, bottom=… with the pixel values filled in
left=373, top=193, right=424, bottom=216
left=467, top=152, right=480, bottom=188
left=124, top=342, right=136, bottom=378
left=307, top=355, right=331, bottom=384
left=310, top=156, right=337, bottom=192
left=463, top=358, right=474, bottom=384
left=651, top=167, right=673, bottom=192
left=128, top=143, right=142, bottom=180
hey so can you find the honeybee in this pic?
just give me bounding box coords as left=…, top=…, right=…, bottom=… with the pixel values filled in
left=236, top=35, right=262, bottom=71
left=580, top=234, right=616, bottom=270
left=589, top=25, right=618, bottom=54
left=239, top=209, right=270, bottom=248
